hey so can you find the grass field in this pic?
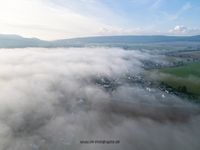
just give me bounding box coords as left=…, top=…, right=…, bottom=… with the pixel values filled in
left=161, top=62, right=200, bottom=78
left=158, top=62, right=200, bottom=99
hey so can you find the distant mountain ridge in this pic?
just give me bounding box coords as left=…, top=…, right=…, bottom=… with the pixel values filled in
left=0, top=34, right=200, bottom=48
left=0, top=34, right=48, bottom=48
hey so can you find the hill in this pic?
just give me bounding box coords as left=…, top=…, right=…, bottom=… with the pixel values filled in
left=0, top=34, right=48, bottom=48
left=0, top=34, right=200, bottom=48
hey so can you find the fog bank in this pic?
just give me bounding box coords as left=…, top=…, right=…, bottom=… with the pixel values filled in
left=0, top=47, right=199, bottom=150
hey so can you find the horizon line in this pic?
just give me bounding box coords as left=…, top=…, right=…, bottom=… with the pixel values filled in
left=1, top=33, right=200, bottom=42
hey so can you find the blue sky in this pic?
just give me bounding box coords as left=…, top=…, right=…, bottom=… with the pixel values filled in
left=0, top=0, right=199, bottom=40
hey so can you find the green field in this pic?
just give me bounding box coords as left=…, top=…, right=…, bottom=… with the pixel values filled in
left=161, top=62, right=200, bottom=78
left=158, top=62, right=200, bottom=99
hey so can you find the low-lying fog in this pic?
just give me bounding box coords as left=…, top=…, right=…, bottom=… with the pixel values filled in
left=0, top=47, right=199, bottom=150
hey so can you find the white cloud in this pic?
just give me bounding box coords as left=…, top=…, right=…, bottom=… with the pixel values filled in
left=169, top=25, right=188, bottom=34
left=169, top=25, right=200, bottom=35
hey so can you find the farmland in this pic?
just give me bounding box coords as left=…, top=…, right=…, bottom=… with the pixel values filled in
left=158, top=62, right=200, bottom=100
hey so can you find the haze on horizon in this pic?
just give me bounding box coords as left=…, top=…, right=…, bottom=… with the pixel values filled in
left=0, top=0, right=200, bottom=40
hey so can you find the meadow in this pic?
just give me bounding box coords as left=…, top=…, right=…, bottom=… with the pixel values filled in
left=159, top=62, right=200, bottom=99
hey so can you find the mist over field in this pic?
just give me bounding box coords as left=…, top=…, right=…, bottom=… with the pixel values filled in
left=0, top=47, right=199, bottom=150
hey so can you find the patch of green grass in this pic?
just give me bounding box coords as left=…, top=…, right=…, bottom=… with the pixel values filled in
left=161, top=62, right=200, bottom=78
left=158, top=62, right=200, bottom=98
left=161, top=76, right=200, bottom=95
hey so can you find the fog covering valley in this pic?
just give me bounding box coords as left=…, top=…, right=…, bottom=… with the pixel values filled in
left=0, top=47, right=200, bottom=150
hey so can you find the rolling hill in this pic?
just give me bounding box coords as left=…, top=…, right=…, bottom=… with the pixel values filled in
left=0, top=34, right=200, bottom=48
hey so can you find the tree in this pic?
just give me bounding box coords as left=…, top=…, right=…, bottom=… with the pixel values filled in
left=181, top=86, right=187, bottom=93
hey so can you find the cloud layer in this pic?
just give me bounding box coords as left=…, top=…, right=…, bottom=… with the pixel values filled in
left=0, top=47, right=199, bottom=150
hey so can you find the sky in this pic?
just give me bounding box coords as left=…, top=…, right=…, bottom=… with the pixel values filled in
left=0, top=0, right=200, bottom=40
